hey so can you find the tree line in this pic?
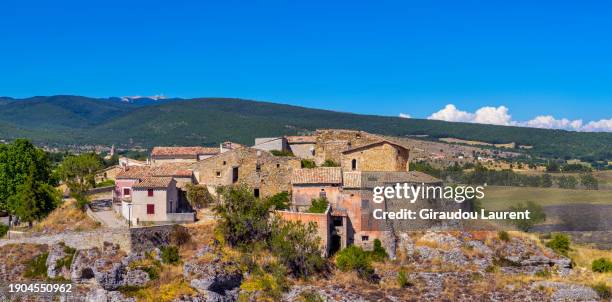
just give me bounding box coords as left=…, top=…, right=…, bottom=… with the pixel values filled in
left=411, top=161, right=599, bottom=190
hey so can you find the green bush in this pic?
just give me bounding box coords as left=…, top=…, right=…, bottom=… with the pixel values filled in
left=185, top=184, right=214, bottom=209
left=266, top=191, right=290, bottom=210
left=321, top=160, right=340, bottom=167
left=24, top=252, right=49, bottom=279
left=270, top=150, right=294, bottom=157
left=508, top=201, right=546, bottom=232
left=591, top=258, right=612, bottom=273
left=307, top=197, right=328, bottom=213
left=169, top=225, right=191, bottom=246
left=0, top=223, right=8, bottom=238
left=300, top=159, right=316, bottom=169
left=498, top=230, right=510, bottom=242
left=213, top=185, right=271, bottom=247
left=545, top=233, right=571, bottom=256
left=397, top=271, right=412, bottom=288
left=369, top=239, right=388, bottom=262
left=335, top=245, right=375, bottom=281
left=96, top=179, right=115, bottom=187
left=592, top=282, right=611, bottom=300
left=160, top=245, right=180, bottom=265
left=269, top=219, right=326, bottom=278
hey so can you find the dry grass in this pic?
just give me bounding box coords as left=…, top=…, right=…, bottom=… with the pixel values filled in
left=32, top=199, right=100, bottom=234
left=123, top=264, right=195, bottom=302
left=0, top=244, right=48, bottom=282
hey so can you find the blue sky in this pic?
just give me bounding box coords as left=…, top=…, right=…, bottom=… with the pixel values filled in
left=1, top=0, right=611, bottom=130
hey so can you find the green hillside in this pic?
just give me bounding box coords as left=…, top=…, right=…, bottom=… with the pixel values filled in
left=0, top=96, right=610, bottom=161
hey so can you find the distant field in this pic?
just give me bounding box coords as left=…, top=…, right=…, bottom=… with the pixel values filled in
left=480, top=185, right=612, bottom=211
left=514, top=170, right=612, bottom=189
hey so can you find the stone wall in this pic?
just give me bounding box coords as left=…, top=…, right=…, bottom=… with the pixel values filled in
left=313, top=130, right=380, bottom=165
left=340, top=142, right=409, bottom=172
left=193, top=147, right=300, bottom=198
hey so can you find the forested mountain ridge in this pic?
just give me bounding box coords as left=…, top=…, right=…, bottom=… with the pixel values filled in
left=0, top=95, right=610, bottom=161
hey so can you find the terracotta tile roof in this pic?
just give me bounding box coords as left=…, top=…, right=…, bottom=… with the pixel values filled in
left=342, top=140, right=408, bottom=154
left=292, top=167, right=342, bottom=184
left=342, top=171, right=362, bottom=188
left=286, top=136, right=316, bottom=144
left=133, top=177, right=174, bottom=189
left=150, top=163, right=193, bottom=177
left=151, top=146, right=219, bottom=157
left=116, top=166, right=152, bottom=179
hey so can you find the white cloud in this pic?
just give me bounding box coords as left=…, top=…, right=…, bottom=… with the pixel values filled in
left=521, top=115, right=583, bottom=131
left=399, top=113, right=411, bottom=118
left=428, top=104, right=474, bottom=122
left=582, top=118, right=612, bottom=132
left=422, top=104, right=611, bottom=132
left=472, top=106, right=512, bottom=126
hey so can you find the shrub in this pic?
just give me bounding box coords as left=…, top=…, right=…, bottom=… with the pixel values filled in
left=96, top=179, right=115, bottom=187
left=592, top=282, right=611, bottom=300
left=397, top=271, right=413, bottom=288
left=240, top=262, right=289, bottom=300
left=160, top=245, right=180, bottom=265
left=169, top=225, right=191, bottom=246
left=266, top=191, right=290, bottom=210
left=300, top=159, right=316, bottom=169
left=498, top=230, right=510, bottom=242
left=185, top=184, right=214, bottom=209
left=321, top=160, right=340, bottom=167
left=213, top=185, right=271, bottom=247
left=307, top=197, right=328, bottom=214
left=508, top=201, right=546, bottom=232
left=270, top=150, right=294, bottom=157
left=335, top=245, right=375, bottom=281
left=545, top=233, right=571, bottom=256
left=269, top=219, right=326, bottom=278
left=591, top=258, right=612, bottom=273
left=24, top=252, right=49, bottom=278
left=369, top=239, right=388, bottom=262
left=535, top=268, right=551, bottom=278
left=299, top=290, right=324, bottom=302
left=72, top=192, right=90, bottom=211
left=0, top=223, right=8, bottom=238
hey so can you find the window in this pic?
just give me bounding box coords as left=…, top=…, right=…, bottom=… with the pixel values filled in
left=254, top=188, right=260, bottom=198
left=361, top=235, right=369, bottom=241
left=256, top=164, right=261, bottom=172
left=222, top=161, right=226, bottom=165
left=333, top=217, right=343, bottom=227
left=319, top=189, right=326, bottom=198
left=123, top=188, right=130, bottom=196
left=146, top=204, right=155, bottom=214
left=276, top=163, right=280, bottom=168
left=351, top=159, right=357, bottom=171
left=147, top=189, right=154, bottom=197
left=216, top=171, right=221, bottom=177
left=232, top=167, right=239, bottom=183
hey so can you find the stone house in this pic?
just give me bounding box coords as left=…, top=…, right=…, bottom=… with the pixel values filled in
left=122, top=177, right=195, bottom=225
left=95, top=165, right=121, bottom=183
left=286, top=136, right=316, bottom=159
left=191, top=146, right=301, bottom=198
left=253, top=137, right=289, bottom=152
left=312, top=129, right=381, bottom=165
left=340, top=140, right=410, bottom=172
left=290, top=167, right=343, bottom=211
left=151, top=146, right=219, bottom=166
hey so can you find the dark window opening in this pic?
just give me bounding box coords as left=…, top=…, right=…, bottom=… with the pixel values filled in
left=276, top=163, right=280, bottom=168
left=223, top=161, right=226, bottom=165
left=361, top=235, right=369, bottom=241
left=256, top=164, right=261, bottom=172
left=333, top=218, right=343, bottom=227
left=216, top=171, right=221, bottom=177
left=146, top=204, right=155, bottom=214
left=232, top=167, right=239, bottom=183
left=123, top=188, right=130, bottom=196
left=147, top=189, right=154, bottom=196
left=254, top=188, right=260, bottom=198
left=351, top=159, right=357, bottom=171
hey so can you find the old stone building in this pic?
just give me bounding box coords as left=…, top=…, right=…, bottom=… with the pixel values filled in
left=341, top=140, right=410, bottom=172
left=286, top=135, right=316, bottom=159
left=290, top=167, right=343, bottom=211
left=312, top=129, right=381, bottom=165
left=150, top=146, right=219, bottom=166
left=191, top=146, right=301, bottom=198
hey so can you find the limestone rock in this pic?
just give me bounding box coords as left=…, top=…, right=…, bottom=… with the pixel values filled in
left=124, top=268, right=150, bottom=287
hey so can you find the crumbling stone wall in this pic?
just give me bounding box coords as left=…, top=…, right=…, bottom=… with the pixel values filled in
left=313, top=130, right=379, bottom=165
left=193, top=147, right=300, bottom=198
left=276, top=209, right=332, bottom=257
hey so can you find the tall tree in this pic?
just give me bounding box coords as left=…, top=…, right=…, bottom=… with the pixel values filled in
left=0, top=139, right=52, bottom=212
left=8, top=167, right=61, bottom=226
left=58, top=153, right=102, bottom=196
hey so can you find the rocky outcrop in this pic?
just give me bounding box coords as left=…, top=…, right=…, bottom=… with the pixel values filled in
left=86, top=287, right=136, bottom=302
left=183, top=246, right=242, bottom=300
left=531, top=281, right=600, bottom=302
left=95, top=262, right=126, bottom=291
left=46, top=243, right=69, bottom=279
left=124, top=269, right=150, bottom=287
left=71, top=247, right=101, bottom=282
